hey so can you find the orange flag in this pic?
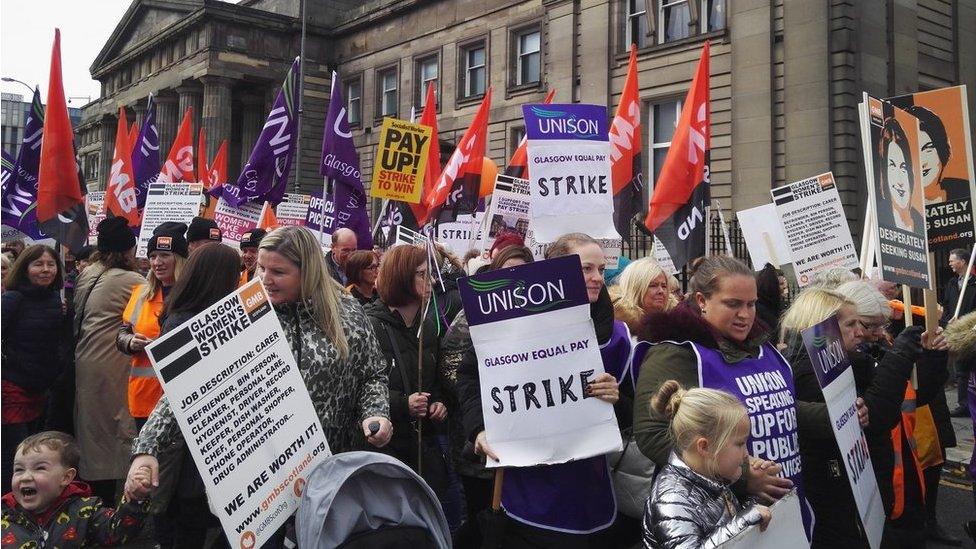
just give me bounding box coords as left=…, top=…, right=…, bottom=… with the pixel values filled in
left=644, top=42, right=710, bottom=269
left=258, top=201, right=279, bottom=229
left=36, top=29, right=88, bottom=252
left=609, top=44, right=643, bottom=241
left=200, top=139, right=227, bottom=219
left=158, top=107, right=196, bottom=183
left=104, top=107, right=140, bottom=227
left=127, top=121, right=139, bottom=156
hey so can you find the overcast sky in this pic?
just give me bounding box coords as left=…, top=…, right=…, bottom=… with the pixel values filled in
left=0, top=1, right=131, bottom=104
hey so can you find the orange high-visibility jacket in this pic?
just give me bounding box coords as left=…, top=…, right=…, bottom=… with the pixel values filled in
left=120, top=285, right=164, bottom=418
left=889, top=382, right=926, bottom=520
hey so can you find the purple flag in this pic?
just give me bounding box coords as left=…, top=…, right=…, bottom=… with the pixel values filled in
left=131, top=93, right=160, bottom=210
left=1, top=89, right=48, bottom=240
left=304, top=184, right=373, bottom=249
left=1, top=150, right=13, bottom=193
left=321, top=72, right=365, bottom=194
left=218, top=57, right=300, bottom=207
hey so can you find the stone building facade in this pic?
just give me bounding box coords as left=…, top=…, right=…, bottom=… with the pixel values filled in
left=81, top=0, right=976, bottom=242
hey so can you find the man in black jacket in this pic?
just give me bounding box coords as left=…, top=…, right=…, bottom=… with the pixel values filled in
left=941, top=248, right=976, bottom=417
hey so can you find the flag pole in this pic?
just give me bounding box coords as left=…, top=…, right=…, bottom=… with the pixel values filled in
left=293, top=0, right=307, bottom=194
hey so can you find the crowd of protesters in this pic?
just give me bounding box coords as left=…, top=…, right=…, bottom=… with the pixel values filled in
left=1, top=218, right=975, bottom=549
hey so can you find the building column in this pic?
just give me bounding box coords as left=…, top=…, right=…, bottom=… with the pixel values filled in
left=131, top=101, right=146, bottom=128
left=201, top=76, right=234, bottom=164
left=155, top=93, right=179, bottom=154
left=176, top=82, right=203, bottom=141
left=239, top=93, right=264, bottom=166
left=98, top=115, right=117, bottom=190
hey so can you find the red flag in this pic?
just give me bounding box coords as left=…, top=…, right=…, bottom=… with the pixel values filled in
left=201, top=139, right=227, bottom=220
left=127, top=121, right=139, bottom=156
left=609, top=45, right=644, bottom=242
left=407, top=83, right=442, bottom=223
left=504, top=89, right=556, bottom=179
left=158, top=107, right=196, bottom=183
left=36, top=29, right=88, bottom=252
left=421, top=89, right=492, bottom=225
left=258, top=201, right=279, bottom=229
left=104, top=107, right=140, bottom=227
left=197, top=127, right=209, bottom=187
left=644, top=42, right=711, bottom=269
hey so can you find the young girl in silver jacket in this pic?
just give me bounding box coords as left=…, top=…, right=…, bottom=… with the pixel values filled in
left=643, top=381, right=772, bottom=548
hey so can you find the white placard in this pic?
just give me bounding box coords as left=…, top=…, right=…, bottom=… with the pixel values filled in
left=86, top=191, right=106, bottom=243
left=276, top=193, right=311, bottom=227
left=137, top=183, right=203, bottom=257
left=437, top=212, right=484, bottom=258
left=460, top=256, right=622, bottom=467
left=214, top=196, right=263, bottom=248
left=736, top=203, right=792, bottom=270
left=720, top=491, right=808, bottom=548
left=145, top=279, right=330, bottom=549
left=482, top=174, right=532, bottom=251
left=770, top=172, right=858, bottom=287
left=653, top=236, right=678, bottom=275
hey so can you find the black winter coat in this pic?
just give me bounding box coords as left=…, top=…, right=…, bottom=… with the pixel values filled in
left=784, top=334, right=947, bottom=546
left=940, top=274, right=976, bottom=326
left=1, top=284, right=69, bottom=392
left=366, top=301, right=445, bottom=451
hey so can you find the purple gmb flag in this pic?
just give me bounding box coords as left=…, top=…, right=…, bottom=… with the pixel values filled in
left=1, top=88, right=48, bottom=240
left=131, top=93, right=160, bottom=210
left=321, top=71, right=365, bottom=194
left=218, top=57, right=300, bottom=207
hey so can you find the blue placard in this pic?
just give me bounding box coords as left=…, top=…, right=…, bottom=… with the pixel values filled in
left=801, top=315, right=851, bottom=389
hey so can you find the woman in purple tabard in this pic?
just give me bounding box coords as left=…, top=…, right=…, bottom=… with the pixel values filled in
left=458, top=233, right=633, bottom=548
left=632, top=256, right=809, bottom=531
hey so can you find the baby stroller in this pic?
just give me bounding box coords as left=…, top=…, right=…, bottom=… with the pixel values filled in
left=296, top=451, right=452, bottom=549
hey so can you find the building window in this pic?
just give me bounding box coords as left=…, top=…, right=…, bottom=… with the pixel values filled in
left=625, top=0, right=649, bottom=49
left=705, top=0, right=726, bottom=32
left=514, top=28, right=541, bottom=86
left=510, top=126, right=526, bottom=158
left=345, top=77, right=362, bottom=126
left=653, top=0, right=726, bottom=45
left=459, top=41, right=486, bottom=99
left=648, top=98, right=682, bottom=193
left=415, top=55, right=439, bottom=109
left=376, top=67, right=398, bottom=118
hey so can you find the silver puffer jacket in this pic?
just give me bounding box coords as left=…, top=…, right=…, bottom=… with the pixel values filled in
left=643, top=453, right=762, bottom=549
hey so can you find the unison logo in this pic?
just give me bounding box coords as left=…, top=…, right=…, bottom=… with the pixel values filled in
left=471, top=278, right=569, bottom=314
left=529, top=106, right=600, bottom=139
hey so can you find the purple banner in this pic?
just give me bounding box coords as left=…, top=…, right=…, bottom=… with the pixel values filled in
left=218, top=57, right=300, bottom=207
left=1, top=89, right=47, bottom=240
left=132, top=93, right=160, bottom=209
left=459, top=255, right=588, bottom=327
left=1, top=150, right=13, bottom=194
left=320, top=72, right=365, bottom=194
left=801, top=315, right=851, bottom=389
left=523, top=104, right=608, bottom=142
left=304, top=184, right=373, bottom=249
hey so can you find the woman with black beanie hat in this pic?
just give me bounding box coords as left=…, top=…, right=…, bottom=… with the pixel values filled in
left=73, top=216, right=146, bottom=502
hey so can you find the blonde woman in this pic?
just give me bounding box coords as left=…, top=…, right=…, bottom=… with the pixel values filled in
left=611, top=257, right=677, bottom=336
left=781, top=285, right=944, bottom=547
left=117, top=222, right=188, bottom=430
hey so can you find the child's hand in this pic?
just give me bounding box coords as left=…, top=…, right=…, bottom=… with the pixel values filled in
left=126, top=466, right=154, bottom=502
left=757, top=505, right=772, bottom=532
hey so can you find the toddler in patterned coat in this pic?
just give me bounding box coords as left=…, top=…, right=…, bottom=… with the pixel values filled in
left=1, top=431, right=152, bottom=547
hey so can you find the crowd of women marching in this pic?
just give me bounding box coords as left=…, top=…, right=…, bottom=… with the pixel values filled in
left=2, top=215, right=975, bottom=549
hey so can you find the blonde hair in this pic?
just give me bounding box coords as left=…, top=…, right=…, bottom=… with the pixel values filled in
left=140, top=254, right=187, bottom=302
left=807, top=267, right=857, bottom=290
left=260, top=226, right=349, bottom=360
left=779, top=287, right=853, bottom=347
left=652, top=380, right=748, bottom=476
left=616, top=257, right=677, bottom=314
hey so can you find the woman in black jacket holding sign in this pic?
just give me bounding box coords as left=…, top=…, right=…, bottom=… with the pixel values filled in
left=365, top=244, right=452, bottom=514
left=780, top=283, right=946, bottom=548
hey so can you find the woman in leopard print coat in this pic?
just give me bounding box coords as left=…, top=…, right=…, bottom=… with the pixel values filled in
left=126, top=227, right=392, bottom=498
